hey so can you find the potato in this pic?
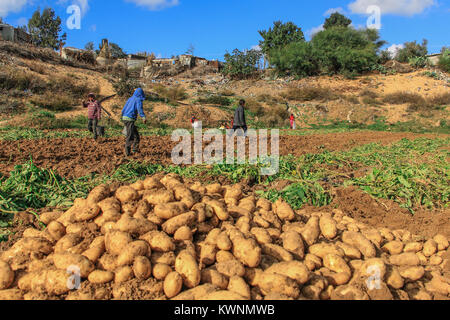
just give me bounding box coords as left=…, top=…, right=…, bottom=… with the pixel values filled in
left=230, top=236, right=261, bottom=268
left=422, top=239, right=438, bottom=257
left=162, top=211, right=197, bottom=235
left=331, top=285, right=369, bottom=300
left=173, top=186, right=196, bottom=209
left=424, top=274, right=450, bottom=296
left=203, top=199, right=229, bottom=221
left=216, top=250, right=236, bottom=263
left=201, top=268, right=228, bottom=290
left=227, top=276, right=251, bottom=300
left=301, top=216, right=320, bottom=246
left=140, top=231, right=175, bottom=252
left=105, top=231, right=133, bottom=256
left=360, top=258, right=387, bottom=283
left=224, top=184, right=243, bottom=200
left=389, top=253, right=420, bottom=266
left=319, top=215, right=337, bottom=240
left=115, top=214, right=157, bottom=236
left=199, top=243, right=217, bottom=266
left=87, top=184, right=110, bottom=205
left=361, top=229, right=383, bottom=248
left=216, top=259, right=246, bottom=278
left=175, top=250, right=201, bottom=289
left=385, top=266, right=404, bottom=290
left=253, top=216, right=271, bottom=229
left=153, top=263, right=172, bottom=280
left=47, top=221, right=66, bottom=241
left=151, top=252, right=176, bottom=266
left=154, top=202, right=187, bottom=220
left=403, top=242, right=423, bottom=253
left=171, top=284, right=217, bottom=300
left=323, top=254, right=351, bottom=275
left=304, top=254, right=322, bottom=271
left=114, top=266, right=134, bottom=283
left=342, top=231, right=376, bottom=258
left=21, top=270, right=72, bottom=296
left=309, top=243, right=344, bottom=259
left=164, top=271, right=183, bottom=298
left=205, top=183, right=223, bottom=194
left=236, top=216, right=251, bottom=234
left=53, top=253, right=95, bottom=278
left=256, top=198, right=272, bottom=211
left=160, top=174, right=184, bottom=189
left=265, top=261, right=310, bottom=285
left=251, top=228, right=272, bottom=245
left=382, top=241, right=404, bottom=255
left=101, top=222, right=117, bottom=234
left=82, top=236, right=106, bottom=263
left=0, top=261, right=14, bottom=290
left=115, top=186, right=139, bottom=203
left=40, top=211, right=63, bottom=225
left=262, top=244, right=293, bottom=262
left=133, top=256, right=152, bottom=280
left=429, top=255, right=443, bottom=266
left=336, top=242, right=361, bottom=260
left=433, top=234, right=449, bottom=251
left=399, top=266, right=425, bottom=281
left=201, top=290, right=246, bottom=300
left=174, top=226, right=193, bottom=241
left=273, top=199, right=295, bottom=221
left=258, top=272, right=300, bottom=299
left=143, top=176, right=164, bottom=190
left=117, top=241, right=151, bottom=266
left=0, top=289, right=23, bottom=300
left=73, top=204, right=101, bottom=222
left=4, top=237, right=53, bottom=259
left=144, top=189, right=174, bottom=206
left=88, top=270, right=114, bottom=284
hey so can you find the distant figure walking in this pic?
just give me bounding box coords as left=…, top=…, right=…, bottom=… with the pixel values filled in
left=190, top=115, right=200, bottom=129
left=83, top=93, right=102, bottom=140
left=290, top=114, right=296, bottom=130
left=233, top=100, right=247, bottom=135
left=121, top=88, right=147, bottom=156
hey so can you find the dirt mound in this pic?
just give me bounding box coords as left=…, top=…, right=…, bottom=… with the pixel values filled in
left=0, top=132, right=442, bottom=178
left=0, top=174, right=448, bottom=300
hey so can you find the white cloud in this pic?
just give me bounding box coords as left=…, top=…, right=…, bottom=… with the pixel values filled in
left=348, top=0, right=435, bottom=16
left=387, top=43, right=405, bottom=58
left=0, top=0, right=29, bottom=17
left=125, top=0, right=180, bottom=10
left=324, top=7, right=345, bottom=16
left=307, top=24, right=324, bottom=38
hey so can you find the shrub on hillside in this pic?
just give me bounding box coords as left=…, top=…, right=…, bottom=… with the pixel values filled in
left=438, top=49, right=450, bottom=72
left=382, top=92, right=425, bottom=105
left=153, top=85, right=188, bottom=102
left=197, top=95, right=232, bottom=106
left=114, top=78, right=141, bottom=97
left=396, top=40, right=428, bottom=63
left=270, top=41, right=320, bottom=77
left=30, top=94, right=73, bottom=112
left=222, top=49, right=263, bottom=79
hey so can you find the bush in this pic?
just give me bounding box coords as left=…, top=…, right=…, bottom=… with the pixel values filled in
left=222, top=49, right=262, bottom=79
left=428, top=92, right=450, bottom=106
left=408, top=56, right=428, bottom=69
left=382, top=92, right=425, bottom=105
left=114, top=77, right=140, bottom=97
left=396, top=39, right=428, bottom=63
left=270, top=41, right=320, bottom=77
left=281, top=86, right=338, bottom=102
left=153, top=85, right=188, bottom=102
left=438, top=49, right=450, bottom=72
left=197, top=95, right=232, bottom=106
left=0, top=71, right=47, bottom=93
left=245, top=98, right=265, bottom=117
left=30, top=94, right=73, bottom=112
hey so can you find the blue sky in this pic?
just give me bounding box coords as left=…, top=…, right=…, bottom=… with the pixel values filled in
left=1, top=0, right=449, bottom=60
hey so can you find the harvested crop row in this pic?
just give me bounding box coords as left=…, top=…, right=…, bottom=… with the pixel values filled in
left=0, top=173, right=449, bottom=300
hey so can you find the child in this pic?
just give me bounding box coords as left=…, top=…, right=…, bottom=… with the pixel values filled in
left=190, top=115, right=199, bottom=129
left=83, top=93, right=102, bottom=140
left=290, top=114, right=295, bottom=130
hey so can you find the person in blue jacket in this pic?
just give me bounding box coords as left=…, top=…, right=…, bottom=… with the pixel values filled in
left=121, top=88, right=147, bottom=156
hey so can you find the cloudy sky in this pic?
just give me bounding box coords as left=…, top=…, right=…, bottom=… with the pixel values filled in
left=0, top=0, right=448, bottom=60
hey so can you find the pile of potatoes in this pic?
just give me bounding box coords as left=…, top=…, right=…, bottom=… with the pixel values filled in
left=0, top=173, right=449, bottom=300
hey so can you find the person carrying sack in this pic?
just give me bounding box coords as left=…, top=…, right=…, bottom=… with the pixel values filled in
left=121, top=88, right=147, bottom=156
left=83, top=93, right=102, bottom=140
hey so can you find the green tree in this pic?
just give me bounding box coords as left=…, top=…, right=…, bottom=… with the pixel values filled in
left=222, top=49, right=263, bottom=79
left=323, top=12, right=352, bottom=29
left=438, top=49, right=450, bottom=72
left=28, top=7, right=65, bottom=50
left=395, top=39, right=428, bottom=63
left=258, top=21, right=305, bottom=58
left=84, top=41, right=94, bottom=51
left=270, top=41, right=320, bottom=77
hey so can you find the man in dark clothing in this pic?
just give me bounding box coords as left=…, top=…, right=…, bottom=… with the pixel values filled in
left=233, top=99, right=247, bottom=134
left=83, top=93, right=102, bottom=140
left=121, top=88, right=147, bottom=156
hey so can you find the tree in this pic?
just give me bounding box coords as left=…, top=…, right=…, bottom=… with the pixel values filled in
left=109, top=43, right=127, bottom=59
left=258, top=21, right=305, bottom=58
left=323, top=12, right=352, bottom=29
left=185, top=44, right=195, bottom=56
left=28, top=8, right=65, bottom=50
left=222, top=49, right=263, bottom=79
left=395, top=39, right=428, bottom=63
left=270, top=41, right=320, bottom=77
left=84, top=42, right=94, bottom=51
left=17, top=25, right=28, bottom=32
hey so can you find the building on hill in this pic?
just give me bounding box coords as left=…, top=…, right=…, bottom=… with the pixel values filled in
left=0, top=24, right=31, bottom=43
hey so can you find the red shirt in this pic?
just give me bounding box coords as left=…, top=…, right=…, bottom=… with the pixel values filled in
left=84, top=101, right=102, bottom=120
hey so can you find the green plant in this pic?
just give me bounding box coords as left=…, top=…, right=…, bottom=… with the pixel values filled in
left=438, top=49, right=450, bottom=72
left=409, top=56, right=429, bottom=69
left=222, top=49, right=263, bottom=79
left=114, top=77, right=140, bottom=97
left=258, top=21, right=305, bottom=58
left=197, top=95, right=232, bottom=106
left=396, top=39, right=428, bottom=63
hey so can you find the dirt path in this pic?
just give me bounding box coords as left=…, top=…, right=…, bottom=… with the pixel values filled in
left=0, top=131, right=444, bottom=178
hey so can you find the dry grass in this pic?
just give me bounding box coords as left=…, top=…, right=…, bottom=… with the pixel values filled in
left=257, top=94, right=282, bottom=107
left=382, top=91, right=425, bottom=105
left=280, top=86, right=339, bottom=102
left=153, top=85, right=188, bottom=102
left=428, top=92, right=450, bottom=106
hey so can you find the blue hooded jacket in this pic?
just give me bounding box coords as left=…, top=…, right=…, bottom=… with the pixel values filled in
left=121, top=88, right=146, bottom=120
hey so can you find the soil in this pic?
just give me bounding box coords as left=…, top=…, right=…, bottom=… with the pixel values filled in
left=0, top=131, right=442, bottom=178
